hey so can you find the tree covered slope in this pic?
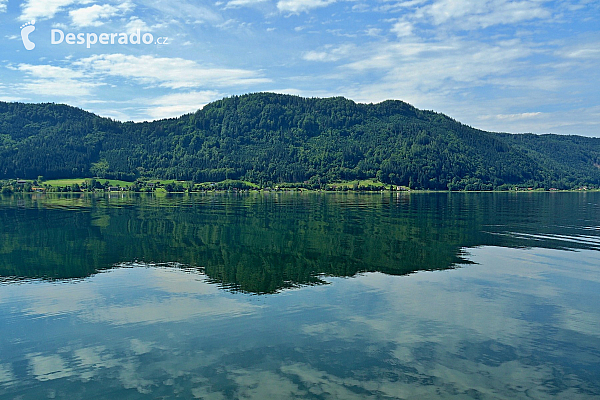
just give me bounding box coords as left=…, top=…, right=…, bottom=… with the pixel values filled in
left=1, top=92, right=599, bottom=189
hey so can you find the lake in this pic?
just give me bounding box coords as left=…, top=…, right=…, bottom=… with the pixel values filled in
left=0, top=192, right=599, bottom=399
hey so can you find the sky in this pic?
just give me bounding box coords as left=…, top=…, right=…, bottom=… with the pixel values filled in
left=1, top=0, right=599, bottom=136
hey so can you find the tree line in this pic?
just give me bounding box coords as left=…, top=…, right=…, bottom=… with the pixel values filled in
left=1, top=93, right=599, bottom=190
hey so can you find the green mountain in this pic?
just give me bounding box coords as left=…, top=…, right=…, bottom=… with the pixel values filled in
left=1, top=92, right=599, bottom=190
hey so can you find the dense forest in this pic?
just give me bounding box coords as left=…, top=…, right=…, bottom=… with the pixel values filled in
left=1, top=92, right=599, bottom=190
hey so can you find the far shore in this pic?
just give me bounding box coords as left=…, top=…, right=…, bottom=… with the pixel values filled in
left=1, top=177, right=597, bottom=195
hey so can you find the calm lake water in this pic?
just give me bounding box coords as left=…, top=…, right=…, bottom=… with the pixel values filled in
left=0, top=192, right=599, bottom=399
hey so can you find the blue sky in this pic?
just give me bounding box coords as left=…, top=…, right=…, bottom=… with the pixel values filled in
left=1, top=0, right=599, bottom=136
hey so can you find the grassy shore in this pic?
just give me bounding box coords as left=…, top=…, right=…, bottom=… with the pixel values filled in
left=2, top=177, right=598, bottom=194
left=44, top=178, right=135, bottom=187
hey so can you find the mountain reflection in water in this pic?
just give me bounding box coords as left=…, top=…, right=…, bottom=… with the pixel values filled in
left=1, top=192, right=598, bottom=293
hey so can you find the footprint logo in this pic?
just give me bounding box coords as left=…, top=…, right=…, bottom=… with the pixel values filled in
left=20, top=20, right=36, bottom=50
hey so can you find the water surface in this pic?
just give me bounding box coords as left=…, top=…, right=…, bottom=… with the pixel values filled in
left=0, top=192, right=599, bottom=399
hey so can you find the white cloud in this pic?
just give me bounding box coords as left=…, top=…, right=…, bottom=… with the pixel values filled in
left=224, top=0, right=269, bottom=8
left=307, top=1, right=598, bottom=135
left=143, top=90, right=224, bottom=120
left=7, top=0, right=598, bottom=135
left=391, top=20, right=414, bottom=37
left=0, top=95, right=24, bottom=102
left=277, top=0, right=337, bottom=14
left=318, top=34, right=556, bottom=133
left=414, top=0, right=552, bottom=30
left=0, top=0, right=7, bottom=13
left=0, top=82, right=25, bottom=102
left=75, top=54, right=271, bottom=89
left=125, top=16, right=150, bottom=34
left=69, top=3, right=132, bottom=28
left=559, top=39, right=600, bottom=59
left=16, top=63, right=86, bottom=79
left=396, top=0, right=428, bottom=6
left=136, top=0, right=222, bottom=24
left=481, top=112, right=543, bottom=121
left=342, top=36, right=535, bottom=97
left=19, top=0, right=84, bottom=21
left=472, top=104, right=600, bottom=135
left=365, top=27, right=381, bottom=36
left=375, top=0, right=426, bottom=13
left=6, top=53, right=269, bottom=121
left=19, top=0, right=220, bottom=24
left=303, top=44, right=355, bottom=62
left=351, top=3, right=369, bottom=12
left=51, top=22, right=69, bottom=29
left=17, top=79, right=100, bottom=97
left=14, top=63, right=101, bottom=97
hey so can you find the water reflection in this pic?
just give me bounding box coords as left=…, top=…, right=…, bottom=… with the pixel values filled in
left=0, top=246, right=598, bottom=398
left=1, top=192, right=599, bottom=293
left=1, top=193, right=599, bottom=399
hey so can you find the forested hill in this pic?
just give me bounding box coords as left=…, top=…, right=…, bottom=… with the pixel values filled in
left=1, top=92, right=599, bottom=190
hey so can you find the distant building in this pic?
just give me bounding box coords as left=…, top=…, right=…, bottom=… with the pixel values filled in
left=16, top=180, right=27, bottom=184
left=108, top=186, right=120, bottom=192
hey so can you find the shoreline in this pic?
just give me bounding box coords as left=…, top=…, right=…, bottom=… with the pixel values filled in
left=2, top=188, right=599, bottom=196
